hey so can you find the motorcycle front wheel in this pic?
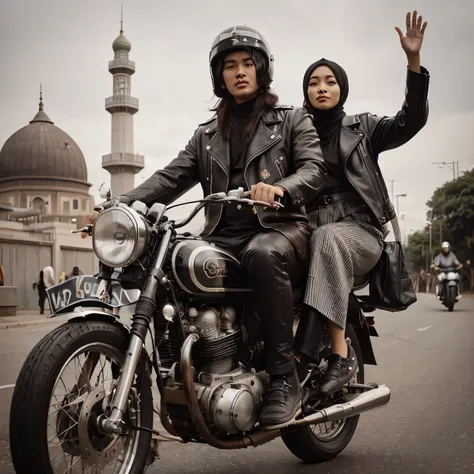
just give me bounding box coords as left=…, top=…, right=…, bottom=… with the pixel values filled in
left=10, top=320, right=153, bottom=474
left=282, top=323, right=364, bottom=463
left=448, top=286, right=457, bottom=311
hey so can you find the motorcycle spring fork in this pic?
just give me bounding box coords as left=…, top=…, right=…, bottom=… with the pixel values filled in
left=100, top=335, right=144, bottom=434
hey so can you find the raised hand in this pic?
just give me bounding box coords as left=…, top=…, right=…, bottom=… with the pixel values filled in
left=395, top=10, right=428, bottom=57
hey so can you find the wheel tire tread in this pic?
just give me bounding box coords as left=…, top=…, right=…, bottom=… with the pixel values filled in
left=10, top=321, right=152, bottom=474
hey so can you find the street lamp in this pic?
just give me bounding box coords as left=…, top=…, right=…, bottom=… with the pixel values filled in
left=399, top=213, right=407, bottom=246
left=395, top=193, right=407, bottom=215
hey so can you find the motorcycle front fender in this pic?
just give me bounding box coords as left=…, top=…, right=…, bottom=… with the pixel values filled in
left=48, top=308, right=156, bottom=366
left=48, top=308, right=131, bottom=331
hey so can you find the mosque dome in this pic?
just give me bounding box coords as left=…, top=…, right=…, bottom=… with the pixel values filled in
left=112, top=31, right=132, bottom=52
left=0, top=96, right=88, bottom=184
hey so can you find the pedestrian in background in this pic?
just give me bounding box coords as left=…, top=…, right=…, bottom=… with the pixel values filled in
left=418, top=266, right=427, bottom=292
left=32, top=270, right=47, bottom=314
left=66, top=266, right=82, bottom=280
left=42, top=266, right=55, bottom=288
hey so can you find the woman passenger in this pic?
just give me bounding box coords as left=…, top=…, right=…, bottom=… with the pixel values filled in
left=302, top=10, right=430, bottom=395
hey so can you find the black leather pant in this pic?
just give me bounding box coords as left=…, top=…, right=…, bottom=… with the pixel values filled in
left=208, top=229, right=307, bottom=375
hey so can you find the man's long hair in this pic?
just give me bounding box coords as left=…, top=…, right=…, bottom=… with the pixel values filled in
left=213, top=49, right=278, bottom=141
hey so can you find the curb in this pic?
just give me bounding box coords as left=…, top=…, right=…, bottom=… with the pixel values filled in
left=0, top=319, right=62, bottom=330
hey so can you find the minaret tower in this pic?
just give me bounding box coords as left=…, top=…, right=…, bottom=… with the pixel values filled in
left=102, top=8, right=144, bottom=196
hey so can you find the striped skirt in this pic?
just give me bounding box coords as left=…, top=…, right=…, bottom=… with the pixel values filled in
left=304, top=200, right=384, bottom=329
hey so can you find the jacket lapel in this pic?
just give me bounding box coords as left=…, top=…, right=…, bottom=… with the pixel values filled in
left=204, top=109, right=284, bottom=182
left=340, top=115, right=362, bottom=164
left=245, top=109, right=283, bottom=168
left=205, top=120, right=230, bottom=174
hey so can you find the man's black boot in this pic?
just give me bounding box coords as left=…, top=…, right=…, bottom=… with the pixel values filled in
left=320, top=343, right=358, bottom=396
left=259, top=369, right=301, bottom=428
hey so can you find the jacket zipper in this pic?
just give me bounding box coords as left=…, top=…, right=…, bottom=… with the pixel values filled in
left=243, top=136, right=283, bottom=229
left=204, top=155, right=229, bottom=236
left=343, top=133, right=374, bottom=215
left=358, top=139, right=388, bottom=218
left=275, top=156, right=286, bottom=180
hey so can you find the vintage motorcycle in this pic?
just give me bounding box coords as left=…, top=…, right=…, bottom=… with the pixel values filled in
left=10, top=186, right=391, bottom=474
left=435, top=265, right=462, bottom=311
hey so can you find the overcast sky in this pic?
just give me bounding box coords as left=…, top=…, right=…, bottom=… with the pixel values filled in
left=1, top=0, right=473, bottom=235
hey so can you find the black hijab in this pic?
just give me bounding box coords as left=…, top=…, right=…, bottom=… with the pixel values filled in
left=302, top=58, right=349, bottom=145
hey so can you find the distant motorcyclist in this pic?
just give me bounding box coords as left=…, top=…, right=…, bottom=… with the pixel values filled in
left=432, top=242, right=461, bottom=270
left=431, top=242, right=462, bottom=298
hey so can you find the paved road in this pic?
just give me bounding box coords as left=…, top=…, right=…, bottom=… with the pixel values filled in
left=0, top=293, right=473, bottom=474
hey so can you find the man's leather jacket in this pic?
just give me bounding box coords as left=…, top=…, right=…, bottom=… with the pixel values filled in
left=123, top=106, right=327, bottom=257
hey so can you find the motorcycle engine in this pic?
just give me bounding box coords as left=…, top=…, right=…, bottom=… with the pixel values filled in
left=187, top=305, right=241, bottom=374
left=179, top=305, right=269, bottom=434
left=197, top=369, right=268, bottom=434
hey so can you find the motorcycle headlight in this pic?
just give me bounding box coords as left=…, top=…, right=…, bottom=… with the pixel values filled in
left=93, top=206, right=148, bottom=268
left=437, top=273, right=446, bottom=281
left=447, top=272, right=458, bottom=281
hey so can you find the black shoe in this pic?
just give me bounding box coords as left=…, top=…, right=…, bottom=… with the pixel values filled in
left=259, top=369, right=301, bottom=428
left=320, top=344, right=358, bottom=396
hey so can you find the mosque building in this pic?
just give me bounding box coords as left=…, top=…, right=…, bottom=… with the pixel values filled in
left=0, top=19, right=141, bottom=311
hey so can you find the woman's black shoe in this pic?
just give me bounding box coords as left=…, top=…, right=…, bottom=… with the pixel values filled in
left=320, top=344, right=358, bottom=396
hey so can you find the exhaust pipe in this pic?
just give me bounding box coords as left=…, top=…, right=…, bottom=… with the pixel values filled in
left=290, top=385, right=391, bottom=428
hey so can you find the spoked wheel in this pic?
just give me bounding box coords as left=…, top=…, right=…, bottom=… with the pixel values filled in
left=282, top=324, right=364, bottom=463
left=10, top=321, right=153, bottom=474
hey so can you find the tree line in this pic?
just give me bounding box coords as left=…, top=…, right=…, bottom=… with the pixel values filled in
left=406, top=168, right=474, bottom=271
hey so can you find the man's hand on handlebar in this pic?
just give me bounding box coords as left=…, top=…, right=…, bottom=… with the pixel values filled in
left=250, top=183, right=285, bottom=206
left=80, top=195, right=131, bottom=239
left=80, top=211, right=99, bottom=239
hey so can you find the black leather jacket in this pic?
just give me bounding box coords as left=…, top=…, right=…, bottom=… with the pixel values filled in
left=123, top=106, right=327, bottom=257
left=307, top=67, right=430, bottom=230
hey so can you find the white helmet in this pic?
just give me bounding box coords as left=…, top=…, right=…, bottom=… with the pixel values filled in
left=441, top=241, right=450, bottom=250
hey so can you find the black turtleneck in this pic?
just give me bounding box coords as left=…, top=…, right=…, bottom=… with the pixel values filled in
left=229, top=96, right=257, bottom=176
left=217, top=97, right=261, bottom=232
left=303, top=58, right=353, bottom=195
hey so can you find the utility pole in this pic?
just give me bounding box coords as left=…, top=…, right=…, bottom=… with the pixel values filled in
left=429, top=212, right=433, bottom=262
left=432, top=161, right=459, bottom=180
left=395, top=193, right=407, bottom=215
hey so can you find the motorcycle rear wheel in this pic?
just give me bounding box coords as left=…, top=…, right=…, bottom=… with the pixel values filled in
left=282, top=323, right=364, bottom=463
left=10, top=320, right=153, bottom=474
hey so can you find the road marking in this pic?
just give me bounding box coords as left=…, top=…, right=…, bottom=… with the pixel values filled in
left=0, top=384, right=15, bottom=390
left=417, top=326, right=434, bottom=332
left=0, top=349, right=28, bottom=355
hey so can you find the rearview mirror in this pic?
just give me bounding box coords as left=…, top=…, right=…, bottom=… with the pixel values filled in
left=99, top=183, right=111, bottom=200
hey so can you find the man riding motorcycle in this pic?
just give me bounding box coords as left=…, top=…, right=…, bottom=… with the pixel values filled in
left=431, top=241, right=462, bottom=299
left=83, top=25, right=327, bottom=427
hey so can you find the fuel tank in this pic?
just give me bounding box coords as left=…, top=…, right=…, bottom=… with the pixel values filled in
left=171, top=239, right=251, bottom=297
